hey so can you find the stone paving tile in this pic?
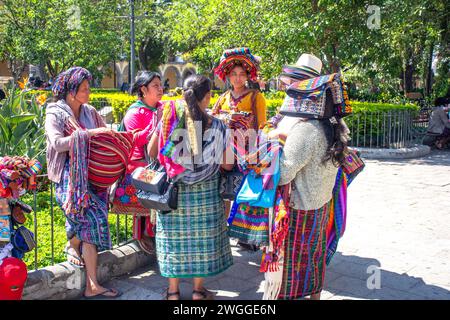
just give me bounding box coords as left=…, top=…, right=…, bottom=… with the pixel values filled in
left=95, top=149, right=450, bottom=300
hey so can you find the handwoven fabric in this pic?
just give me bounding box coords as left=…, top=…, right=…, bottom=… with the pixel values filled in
left=155, top=173, right=233, bottom=278
left=111, top=172, right=151, bottom=216
left=228, top=202, right=270, bottom=247
left=88, top=130, right=134, bottom=188
left=277, top=200, right=331, bottom=300
left=214, top=47, right=260, bottom=82
left=55, top=160, right=111, bottom=251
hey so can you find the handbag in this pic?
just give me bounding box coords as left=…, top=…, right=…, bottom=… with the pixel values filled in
left=219, top=166, right=244, bottom=201
left=109, top=172, right=150, bottom=216
left=11, top=226, right=36, bottom=253
left=131, top=159, right=168, bottom=194
left=135, top=181, right=178, bottom=212
left=132, top=159, right=178, bottom=212
left=341, top=148, right=365, bottom=183
left=236, top=158, right=281, bottom=208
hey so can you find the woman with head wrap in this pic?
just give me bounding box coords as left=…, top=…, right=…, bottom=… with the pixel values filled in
left=212, top=48, right=267, bottom=251
left=147, top=75, right=234, bottom=300
left=45, top=66, right=121, bottom=298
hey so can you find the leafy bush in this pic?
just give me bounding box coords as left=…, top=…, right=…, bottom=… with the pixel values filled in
left=0, top=87, right=47, bottom=166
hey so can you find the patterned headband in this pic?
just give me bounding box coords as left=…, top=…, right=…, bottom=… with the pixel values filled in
left=52, top=67, right=92, bottom=98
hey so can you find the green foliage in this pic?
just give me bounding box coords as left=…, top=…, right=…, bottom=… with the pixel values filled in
left=0, top=0, right=123, bottom=80
left=0, top=86, right=47, bottom=165
left=20, top=189, right=134, bottom=270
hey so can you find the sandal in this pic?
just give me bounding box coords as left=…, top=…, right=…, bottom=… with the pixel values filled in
left=64, top=245, right=85, bottom=268
left=192, top=287, right=214, bottom=300
left=83, top=288, right=122, bottom=300
left=165, top=288, right=180, bottom=300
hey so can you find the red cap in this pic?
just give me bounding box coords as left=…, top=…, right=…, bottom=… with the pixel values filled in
left=0, top=257, right=28, bottom=300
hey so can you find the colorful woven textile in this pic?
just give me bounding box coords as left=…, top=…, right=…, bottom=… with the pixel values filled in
left=55, top=160, right=111, bottom=251
left=155, top=173, right=233, bottom=278
left=88, top=130, right=134, bottom=188
left=158, top=100, right=187, bottom=179
left=111, top=172, right=151, bottom=216
left=281, top=73, right=352, bottom=119
left=228, top=202, right=270, bottom=247
left=277, top=200, right=331, bottom=300
left=52, top=67, right=92, bottom=99
left=214, top=47, right=260, bottom=82
left=260, top=184, right=291, bottom=273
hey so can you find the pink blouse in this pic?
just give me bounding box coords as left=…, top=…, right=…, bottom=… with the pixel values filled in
left=123, top=101, right=162, bottom=161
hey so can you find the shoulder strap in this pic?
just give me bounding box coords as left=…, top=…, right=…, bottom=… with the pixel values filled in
left=250, top=90, right=259, bottom=130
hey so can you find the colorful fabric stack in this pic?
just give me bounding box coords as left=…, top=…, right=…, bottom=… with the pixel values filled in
left=280, top=73, right=352, bottom=119
left=64, top=119, right=135, bottom=214
left=214, top=47, right=260, bottom=82
left=88, top=130, right=135, bottom=188
left=0, top=156, right=42, bottom=199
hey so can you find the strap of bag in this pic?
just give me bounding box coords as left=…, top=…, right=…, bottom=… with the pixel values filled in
left=250, top=89, right=258, bottom=130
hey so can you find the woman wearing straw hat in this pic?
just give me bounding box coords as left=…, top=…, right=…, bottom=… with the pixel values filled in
left=264, top=54, right=350, bottom=300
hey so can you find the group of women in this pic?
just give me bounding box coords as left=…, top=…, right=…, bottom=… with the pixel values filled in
left=45, top=47, right=351, bottom=300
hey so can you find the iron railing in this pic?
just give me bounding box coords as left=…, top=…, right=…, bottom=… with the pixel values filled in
left=345, top=109, right=428, bottom=149
left=28, top=174, right=134, bottom=270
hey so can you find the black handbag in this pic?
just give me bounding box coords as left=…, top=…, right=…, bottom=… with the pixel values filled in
left=131, top=160, right=179, bottom=213
left=135, top=181, right=178, bottom=212
left=219, top=167, right=244, bottom=201
left=131, top=160, right=168, bottom=194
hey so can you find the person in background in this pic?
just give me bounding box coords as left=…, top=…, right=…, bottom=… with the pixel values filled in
left=426, top=97, right=450, bottom=149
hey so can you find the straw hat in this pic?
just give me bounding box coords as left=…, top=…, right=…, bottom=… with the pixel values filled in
left=279, top=53, right=323, bottom=85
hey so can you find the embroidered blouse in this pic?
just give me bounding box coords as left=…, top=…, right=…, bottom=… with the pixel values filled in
left=214, top=90, right=267, bottom=128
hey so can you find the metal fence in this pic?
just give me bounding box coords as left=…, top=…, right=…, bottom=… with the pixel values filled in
left=28, top=174, right=134, bottom=270
left=345, top=109, right=429, bottom=149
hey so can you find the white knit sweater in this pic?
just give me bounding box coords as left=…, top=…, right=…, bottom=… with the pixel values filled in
left=279, top=120, right=338, bottom=210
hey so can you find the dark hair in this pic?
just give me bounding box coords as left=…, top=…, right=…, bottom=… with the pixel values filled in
left=434, top=97, right=448, bottom=107
left=321, top=90, right=348, bottom=166
left=183, top=75, right=211, bottom=132
left=131, top=71, right=161, bottom=98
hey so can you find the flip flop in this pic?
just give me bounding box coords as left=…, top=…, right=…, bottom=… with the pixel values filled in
left=64, top=246, right=85, bottom=268
left=83, top=288, right=123, bottom=300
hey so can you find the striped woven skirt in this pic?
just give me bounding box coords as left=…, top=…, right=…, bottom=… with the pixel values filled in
left=228, top=203, right=269, bottom=247
left=55, top=160, right=111, bottom=251
left=155, top=173, right=233, bottom=278
left=278, top=200, right=331, bottom=299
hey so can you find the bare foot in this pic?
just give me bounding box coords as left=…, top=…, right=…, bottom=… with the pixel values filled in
left=64, top=243, right=84, bottom=267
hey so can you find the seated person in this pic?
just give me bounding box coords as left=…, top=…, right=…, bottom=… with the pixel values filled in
left=427, top=97, right=450, bottom=149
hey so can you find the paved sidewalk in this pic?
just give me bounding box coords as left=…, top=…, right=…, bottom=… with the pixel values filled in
left=96, top=149, right=450, bottom=300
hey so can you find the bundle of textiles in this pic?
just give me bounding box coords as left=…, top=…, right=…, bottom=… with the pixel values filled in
left=0, top=156, right=42, bottom=199
left=63, top=121, right=135, bottom=214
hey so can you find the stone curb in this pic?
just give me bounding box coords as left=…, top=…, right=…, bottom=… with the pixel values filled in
left=22, top=241, right=154, bottom=300
left=355, top=144, right=431, bottom=159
